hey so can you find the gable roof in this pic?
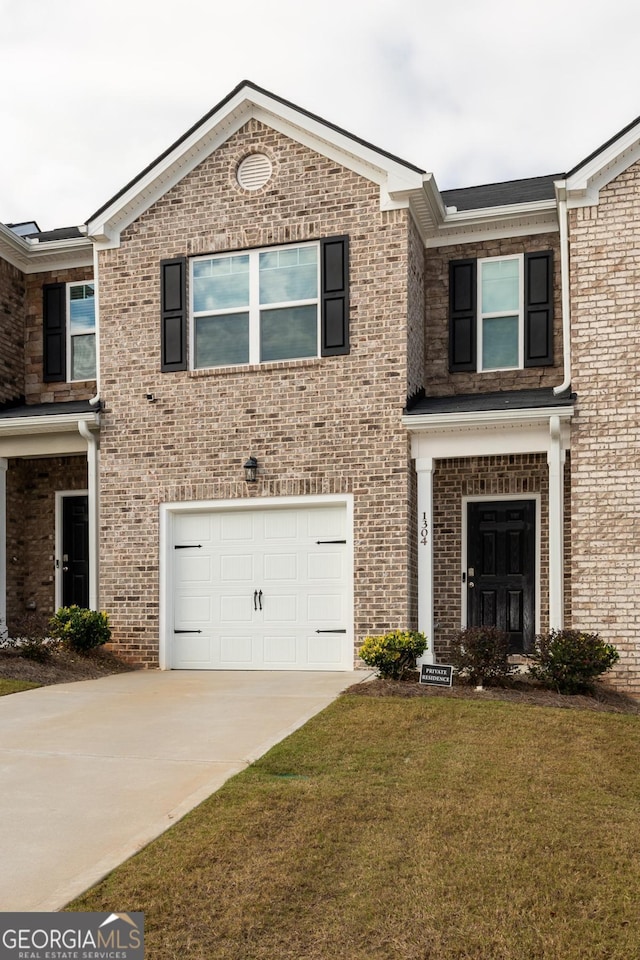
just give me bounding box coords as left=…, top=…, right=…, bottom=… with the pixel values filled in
left=86, top=80, right=429, bottom=247
left=441, top=174, right=561, bottom=212
left=563, top=113, right=640, bottom=207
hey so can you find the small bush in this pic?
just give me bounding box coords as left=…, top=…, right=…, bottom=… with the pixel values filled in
left=450, top=626, right=518, bottom=687
left=4, top=613, right=55, bottom=662
left=49, top=606, right=111, bottom=653
left=359, top=630, right=427, bottom=680
left=527, top=629, right=619, bottom=694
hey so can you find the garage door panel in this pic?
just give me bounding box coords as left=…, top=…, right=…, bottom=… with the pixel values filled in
left=263, top=635, right=297, bottom=665
left=171, top=503, right=350, bottom=670
left=263, top=553, right=297, bottom=580
left=220, top=634, right=254, bottom=665
left=175, top=554, right=212, bottom=584
left=308, top=552, right=343, bottom=581
left=220, top=595, right=254, bottom=622
left=220, top=554, right=254, bottom=581
left=262, top=594, right=297, bottom=622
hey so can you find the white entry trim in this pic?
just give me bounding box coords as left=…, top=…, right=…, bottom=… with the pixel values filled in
left=159, top=493, right=355, bottom=670
left=461, top=494, right=541, bottom=636
left=55, top=490, right=89, bottom=610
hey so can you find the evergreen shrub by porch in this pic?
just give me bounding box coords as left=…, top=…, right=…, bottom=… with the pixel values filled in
left=49, top=606, right=111, bottom=653
left=527, top=629, right=619, bottom=693
left=359, top=630, right=427, bottom=680
left=450, top=626, right=518, bottom=687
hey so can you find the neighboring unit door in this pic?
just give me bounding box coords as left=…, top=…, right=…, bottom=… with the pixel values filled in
left=171, top=503, right=351, bottom=670
left=61, top=495, right=90, bottom=608
left=467, top=500, right=535, bottom=653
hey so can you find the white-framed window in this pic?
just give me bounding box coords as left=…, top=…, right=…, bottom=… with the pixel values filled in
left=68, top=282, right=96, bottom=381
left=191, top=242, right=320, bottom=368
left=478, top=254, right=524, bottom=372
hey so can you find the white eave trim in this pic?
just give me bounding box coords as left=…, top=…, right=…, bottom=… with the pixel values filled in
left=0, top=411, right=100, bottom=437
left=86, top=88, right=425, bottom=247
left=419, top=198, right=559, bottom=247
left=402, top=404, right=574, bottom=432
left=0, top=224, right=93, bottom=273
left=565, top=123, right=640, bottom=207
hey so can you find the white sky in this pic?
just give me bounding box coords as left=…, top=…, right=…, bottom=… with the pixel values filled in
left=1, top=0, right=639, bottom=231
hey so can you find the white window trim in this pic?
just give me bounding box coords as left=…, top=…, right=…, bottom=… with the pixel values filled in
left=67, top=280, right=96, bottom=382
left=190, top=241, right=321, bottom=370
left=477, top=253, right=524, bottom=373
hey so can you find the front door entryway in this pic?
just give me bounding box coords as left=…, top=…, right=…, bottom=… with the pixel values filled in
left=467, top=499, right=535, bottom=653
left=60, top=494, right=89, bottom=608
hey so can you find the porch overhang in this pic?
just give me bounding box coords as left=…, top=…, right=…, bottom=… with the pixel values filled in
left=0, top=402, right=100, bottom=458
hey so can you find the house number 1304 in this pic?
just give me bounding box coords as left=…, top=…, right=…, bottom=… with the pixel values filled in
left=420, top=513, right=429, bottom=546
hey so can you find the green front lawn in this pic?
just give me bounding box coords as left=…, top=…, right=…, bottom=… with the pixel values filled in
left=0, top=678, right=41, bottom=696
left=69, top=696, right=640, bottom=959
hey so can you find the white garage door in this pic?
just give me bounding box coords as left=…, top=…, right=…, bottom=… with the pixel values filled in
left=171, top=503, right=351, bottom=670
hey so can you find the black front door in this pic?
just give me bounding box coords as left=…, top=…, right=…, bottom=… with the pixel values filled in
left=62, top=495, right=89, bottom=608
left=467, top=500, right=535, bottom=653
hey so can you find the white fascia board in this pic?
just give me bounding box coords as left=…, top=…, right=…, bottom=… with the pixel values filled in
left=0, top=225, right=93, bottom=273
left=566, top=125, right=640, bottom=207
left=87, top=88, right=424, bottom=246
left=403, top=404, right=573, bottom=431
left=0, top=411, right=100, bottom=438
left=422, top=199, right=559, bottom=248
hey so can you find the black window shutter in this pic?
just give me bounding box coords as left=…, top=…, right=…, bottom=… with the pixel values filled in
left=43, top=283, right=66, bottom=382
left=524, top=251, right=553, bottom=367
left=449, top=259, right=477, bottom=372
left=321, top=236, right=349, bottom=357
left=161, top=257, right=187, bottom=372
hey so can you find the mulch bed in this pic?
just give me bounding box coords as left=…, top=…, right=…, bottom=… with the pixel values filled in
left=0, top=646, right=136, bottom=686
left=344, top=675, right=640, bottom=715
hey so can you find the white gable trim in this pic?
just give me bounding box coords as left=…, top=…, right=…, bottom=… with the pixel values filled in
left=565, top=120, right=640, bottom=208
left=86, top=85, right=426, bottom=248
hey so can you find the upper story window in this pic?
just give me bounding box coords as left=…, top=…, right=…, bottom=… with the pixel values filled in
left=478, top=256, right=523, bottom=371
left=191, top=243, right=319, bottom=368
left=159, top=237, right=350, bottom=373
left=449, top=251, right=553, bottom=374
left=68, top=282, right=96, bottom=380
left=43, top=280, right=97, bottom=384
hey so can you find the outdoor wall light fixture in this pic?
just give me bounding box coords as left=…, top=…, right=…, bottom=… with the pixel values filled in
left=243, top=456, right=258, bottom=482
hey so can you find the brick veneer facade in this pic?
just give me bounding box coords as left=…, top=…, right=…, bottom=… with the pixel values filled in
left=0, top=257, right=25, bottom=404
left=5, top=455, right=87, bottom=627
left=569, top=160, right=640, bottom=695
left=96, top=120, right=417, bottom=665
left=24, top=267, right=95, bottom=404
left=425, top=233, right=563, bottom=396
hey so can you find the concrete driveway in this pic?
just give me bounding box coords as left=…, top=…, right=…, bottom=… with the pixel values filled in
left=0, top=669, right=365, bottom=912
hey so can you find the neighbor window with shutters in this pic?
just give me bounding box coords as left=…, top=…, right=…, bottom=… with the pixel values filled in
left=42, top=280, right=96, bottom=383
left=449, top=251, right=553, bottom=373
left=158, top=237, right=349, bottom=372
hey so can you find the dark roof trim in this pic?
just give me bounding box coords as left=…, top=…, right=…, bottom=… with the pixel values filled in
left=404, top=387, right=575, bottom=417
left=0, top=399, right=100, bottom=421
left=87, top=80, right=425, bottom=224
left=565, top=112, right=640, bottom=178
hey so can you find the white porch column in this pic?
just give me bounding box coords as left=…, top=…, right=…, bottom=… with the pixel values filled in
left=0, top=458, right=6, bottom=637
left=547, top=416, right=565, bottom=630
left=78, top=422, right=99, bottom=611
left=416, top=456, right=435, bottom=664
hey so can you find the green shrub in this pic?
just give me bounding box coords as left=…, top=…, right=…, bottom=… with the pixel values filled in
left=359, top=630, right=427, bottom=680
left=450, top=626, right=518, bottom=687
left=49, top=606, right=111, bottom=653
left=527, top=629, right=619, bottom=694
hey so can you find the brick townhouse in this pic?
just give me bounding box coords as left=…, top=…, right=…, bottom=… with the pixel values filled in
left=0, top=81, right=639, bottom=692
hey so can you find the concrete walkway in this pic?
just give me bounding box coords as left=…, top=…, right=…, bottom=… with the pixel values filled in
left=0, top=669, right=365, bottom=911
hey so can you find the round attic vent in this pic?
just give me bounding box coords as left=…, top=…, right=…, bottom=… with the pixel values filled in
left=237, top=153, right=273, bottom=190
